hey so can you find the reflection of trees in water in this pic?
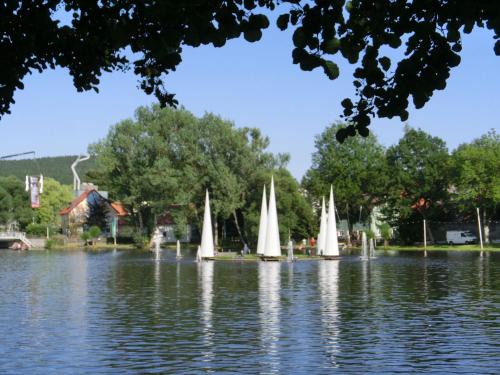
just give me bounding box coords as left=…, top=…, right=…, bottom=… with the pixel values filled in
left=24, top=252, right=89, bottom=363
left=259, top=262, right=281, bottom=374
left=96, top=257, right=202, bottom=371
left=318, top=260, right=340, bottom=367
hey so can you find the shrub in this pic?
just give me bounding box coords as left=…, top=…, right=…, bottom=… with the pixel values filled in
left=88, top=225, right=102, bottom=240
left=377, top=223, right=392, bottom=248
left=26, top=223, right=48, bottom=237
left=366, top=229, right=376, bottom=240
left=133, top=233, right=149, bottom=249
left=44, top=238, right=55, bottom=250
left=44, top=236, right=64, bottom=249
left=81, top=231, right=91, bottom=245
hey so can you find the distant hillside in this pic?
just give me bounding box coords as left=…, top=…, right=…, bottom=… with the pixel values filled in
left=0, top=155, right=96, bottom=185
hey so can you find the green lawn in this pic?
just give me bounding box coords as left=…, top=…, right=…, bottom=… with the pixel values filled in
left=368, top=244, right=500, bottom=252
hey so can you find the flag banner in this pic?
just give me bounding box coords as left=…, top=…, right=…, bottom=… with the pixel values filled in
left=111, top=217, right=117, bottom=238
left=28, top=176, right=40, bottom=208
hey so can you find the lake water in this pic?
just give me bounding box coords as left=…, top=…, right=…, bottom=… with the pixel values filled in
left=0, top=249, right=499, bottom=374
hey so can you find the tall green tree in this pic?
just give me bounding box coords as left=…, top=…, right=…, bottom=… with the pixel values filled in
left=451, top=130, right=500, bottom=242
left=302, top=122, right=388, bottom=236
left=89, top=105, right=287, bottom=244
left=89, top=106, right=196, bottom=234
left=384, top=126, right=451, bottom=243
left=2, top=2, right=498, bottom=139
left=34, top=177, right=73, bottom=226
left=0, top=176, right=32, bottom=229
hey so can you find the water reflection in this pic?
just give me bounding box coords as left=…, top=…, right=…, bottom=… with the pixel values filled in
left=153, top=254, right=161, bottom=315
left=198, top=261, right=214, bottom=364
left=318, top=260, right=340, bottom=367
left=1, top=251, right=499, bottom=374
left=259, top=262, right=281, bottom=374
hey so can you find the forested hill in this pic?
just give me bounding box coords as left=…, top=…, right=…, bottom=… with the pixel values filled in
left=0, top=156, right=96, bottom=185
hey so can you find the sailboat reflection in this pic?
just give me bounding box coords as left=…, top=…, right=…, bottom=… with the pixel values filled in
left=318, top=260, right=340, bottom=366
left=153, top=254, right=161, bottom=315
left=259, top=262, right=281, bottom=373
left=198, top=261, right=214, bottom=362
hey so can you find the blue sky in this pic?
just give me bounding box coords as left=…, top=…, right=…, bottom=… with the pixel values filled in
left=0, top=25, right=498, bottom=179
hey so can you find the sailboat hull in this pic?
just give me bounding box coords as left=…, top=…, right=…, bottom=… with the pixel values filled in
left=322, top=255, right=341, bottom=260
left=260, top=255, right=282, bottom=262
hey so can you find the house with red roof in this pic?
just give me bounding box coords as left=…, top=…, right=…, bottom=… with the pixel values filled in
left=59, top=189, right=128, bottom=237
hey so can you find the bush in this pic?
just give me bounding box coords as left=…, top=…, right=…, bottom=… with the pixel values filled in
left=88, top=225, right=102, bottom=239
left=377, top=223, right=392, bottom=247
left=44, top=236, right=64, bottom=249
left=45, top=238, right=55, bottom=250
left=133, top=233, right=149, bottom=249
left=26, top=223, right=49, bottom=237
left=366, top=229, right=376, bottom=240
left=81, top=231, right=91, bottom=245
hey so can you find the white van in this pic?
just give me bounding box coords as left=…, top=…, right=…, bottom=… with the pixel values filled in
left=446, top=230, right=477, bottom=245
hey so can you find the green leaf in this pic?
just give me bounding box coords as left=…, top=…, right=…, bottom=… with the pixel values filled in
left=322, top=38, right=340, bottom=54
left=292, top=27, right=306, bottom=48
left=276, top=14, right=289, bottom=31
left=357, top=126, right=369, bottom=137
left=243, top=28, right=262, bottom=42
left=341, top=98, right=353, bottom=109
left=378, top=56, right=391, bottom=71
left=322, top=60, right=339, bottom=80
left=250, top=14, right=269, bottom=29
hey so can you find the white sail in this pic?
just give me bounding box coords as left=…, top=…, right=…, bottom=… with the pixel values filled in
left=264, top=176, right=281, bottom=257
left=324, top=186, right=339, bottom=256
left=317, top=196, right=327, bottom=256
left=176, top=239, right=181, bottom=258
left=256, top=185, right=268, bottom=255
left=200, top=190, right=215, bottom=258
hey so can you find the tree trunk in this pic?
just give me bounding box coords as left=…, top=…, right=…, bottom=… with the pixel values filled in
left=214, top=219, right=219, bottom=247
left=233, top=210, right=246, bottom=245
left=425, top=220, right=435, bottom=244
left=346, top=203, right=352, bottom=246
left=193, top=206, right=202, bottom=235
left=138, top=211, right=144, bottom=234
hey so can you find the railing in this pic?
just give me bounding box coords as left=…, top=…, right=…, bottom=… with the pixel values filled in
left=0, top=231, right=32, bottom=248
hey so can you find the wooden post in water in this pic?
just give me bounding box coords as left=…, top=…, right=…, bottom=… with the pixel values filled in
left=423, top=219, right=427, bottom=257
left=477, top=207, right=484, bottom=256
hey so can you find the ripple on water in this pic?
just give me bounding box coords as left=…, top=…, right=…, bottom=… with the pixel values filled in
left=0, top=250, right=499, bottom=374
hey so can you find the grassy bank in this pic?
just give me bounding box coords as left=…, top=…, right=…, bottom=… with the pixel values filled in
left=353, top=244, right=500, bottom=252
left=43, top=242, right=136, bottom=251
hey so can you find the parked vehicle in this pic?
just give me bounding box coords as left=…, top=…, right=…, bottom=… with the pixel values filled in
left=446, top=230, right=477, bottom=245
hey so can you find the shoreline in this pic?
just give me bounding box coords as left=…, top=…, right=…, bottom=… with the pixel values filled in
left=24, top=243, right=500, bottom=254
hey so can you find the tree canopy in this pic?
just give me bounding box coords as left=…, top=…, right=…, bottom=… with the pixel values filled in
left=451, top=130, right=500, bottom=223
left=0, top=176, right=32, bottom=228
left=88, top=105, right=313, bottom=244
left=33, top=177, right=73, bottom=226
left=302, top=122, right=388, bottom=225
left=1, top=1, right=498, bottom=140
left=383, top=126, right=451, bottom=242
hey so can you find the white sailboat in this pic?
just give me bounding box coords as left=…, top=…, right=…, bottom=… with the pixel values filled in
left=317, top=196, right=327, bottom=256
left=256, top=185, right=268, bottom=256
left=323, top=186, right=340, bottom=259
left=263, top=176, right=281, bottom=259
left=176, top=239, right=182, bottom=260
left=200, top=190, right=215, bottom=259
